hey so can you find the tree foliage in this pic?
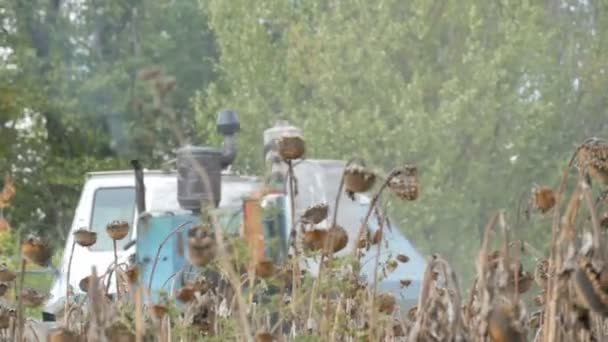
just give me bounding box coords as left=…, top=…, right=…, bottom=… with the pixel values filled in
left=200, top=0, right=608, bottom=281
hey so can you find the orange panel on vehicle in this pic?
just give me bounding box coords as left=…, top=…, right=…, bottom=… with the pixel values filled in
left=242, top=197, right=264, bottom=264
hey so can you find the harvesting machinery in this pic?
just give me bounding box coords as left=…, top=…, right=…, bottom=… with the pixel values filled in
left=41, top=111, right=427, bottom=322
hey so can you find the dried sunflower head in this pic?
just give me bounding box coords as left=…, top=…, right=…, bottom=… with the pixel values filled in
left=301, top=202, right=329, bottom=224
left=577, top=138, right=608, bottom=186
left=277, top=133, right=305, bottom=161
left=48, top=327, right=78, bottom=342
left=255, top=258, right=275, bottom=278
left=21, top=235, right=53, bottom=267
left=176, top=285, right=196, bottom=303
left=531, top=185, right=556, bottom=214
left=343, top=161, right=376, bottom=197
left=377, top=293, right=396, bottom=314
left=0, top=264, right=16, bottom=282
left=255, top=331, right=275, bottom=342
left=187, top=225, right=217, bottom=267
left=106, top=221, right=130, bottom=241
left=388, top=164, right=419, bottom=201
left=73, top=228, right=97, bottom=247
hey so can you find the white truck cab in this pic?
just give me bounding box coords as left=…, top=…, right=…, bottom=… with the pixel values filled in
left=42, top=169, right=260, bottom=320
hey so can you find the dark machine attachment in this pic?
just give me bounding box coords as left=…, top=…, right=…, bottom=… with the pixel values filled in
left=176, top=110, right=240, bottom=211
left=131, top=159, right=146, bottom=214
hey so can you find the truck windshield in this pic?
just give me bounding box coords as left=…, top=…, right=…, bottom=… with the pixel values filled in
left=89, top=187, right=136, bottom=251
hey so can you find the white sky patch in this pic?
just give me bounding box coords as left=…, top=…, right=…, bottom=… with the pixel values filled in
left=510, top=155, right=518, bottom=164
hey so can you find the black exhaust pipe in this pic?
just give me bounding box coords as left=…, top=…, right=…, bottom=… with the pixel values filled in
left=131, top=159, right=146, bottom=214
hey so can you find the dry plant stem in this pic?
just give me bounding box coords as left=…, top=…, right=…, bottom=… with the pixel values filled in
left=214, top=226, right=253, bottom=342
left=466, top=277, right=478, bottom=320
left=15, top=258, right=25, bottom=342
left=472, top=212, right=500, bottom=341
left=368, top=207, right=385, bottom=340
left=147, top=221, right=192, bottom=292
left=543, top=158, right=576, bottom=342
left=581, top=181, right=603, bottom=257
left=136, top=286, right=143, bottom=342
left=476, top=212, right=500, bottom=295
left=306, top=252, right=326, bottom=335
left=315, top=160, right=355, bottom=332
left=329, top=296, right=343, bottom=342
left=351, top=171, right=396, bottom=257
left=498, top=213, right=517, bottom=302
left=161, top=262, right=190, bottom=291
left=331, top=158, right=357, bottom=227
left=113, top=239, right=120, bottom=299
left=408, top=257, right=439, bottom=340
left=64, top=240, right=76, bottom=327
left=286, top=159, right=301, bottom=325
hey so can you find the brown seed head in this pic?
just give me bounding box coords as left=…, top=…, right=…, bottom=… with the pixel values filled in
left=0, top=218, right=10, bottom=233
left=255, top=331, right=274, bottom=342
left=106, top=221, right=130, bottom=241
left=73, top=228, right=97, bottom=247
left=532, top=186, right=556, bottom=213
left=0, top=307, right=10, bottom=329
left=400, top=279, right=412, bottom=288
left=152, top=304, right=168, bottom=320
left=534, top=259, right=549, bottom=288
left=389, top=164, right=420, bottom=201
left=176, top=285, right=196, bottom=303
left=277, top=133, right=305, bottom=161
left=324, top=224, right=348, bottom=254
left=377, top=293, right=396, bottom=314
left=396, top=254, right=410, bottom=263
left=301, top=203, right=329, bottom=224
left=600, top=211, right=608, bottom=229
left=187, top=226, right=217, bottom=267
left=255, top=259, right=275, bottom=278
left=0, top=264, right=16, bottom=282
left=126, top=265, right=139, bottom=285
left=48, top=327, right=78, bottom=342
left=344, top=162, right=376, bottom=194
left=21, top=235, right=53, bottom=267
left=79, top=276, right=91, bottom=293
left=488, top=303, right=527, bottom=342
left=371, top=229, right=382, bottom=245
left=303, top=229, right=327, bottom=252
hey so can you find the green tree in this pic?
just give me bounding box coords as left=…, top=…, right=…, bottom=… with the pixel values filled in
left=199, top=0, right=608, bottom=282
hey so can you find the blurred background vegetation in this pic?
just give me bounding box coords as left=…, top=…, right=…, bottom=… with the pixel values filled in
left=1, top=0, right=607, bottom=289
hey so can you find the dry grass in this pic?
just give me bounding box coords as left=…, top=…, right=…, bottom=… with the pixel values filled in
left=3, top=111, right=608, bottom=340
